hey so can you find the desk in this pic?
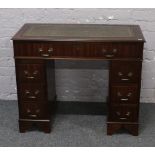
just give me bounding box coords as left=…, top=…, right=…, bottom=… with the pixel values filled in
left=12, top=24, right=145, bottom=135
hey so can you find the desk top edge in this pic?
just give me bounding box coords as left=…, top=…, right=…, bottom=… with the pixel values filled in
left=12, top=23, right=145, bottom=42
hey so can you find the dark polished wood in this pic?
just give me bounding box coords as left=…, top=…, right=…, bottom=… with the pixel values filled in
left=16, top=63, right=45, bottom=83
left=111, top=85, right=139, bottom=104
left=108, top=106, right=138, bottom=122
left=13, top=41, right=143, bottom=59
left=12, top=24, right=145, bottom=135
left=111, top=61, right=141, bottom=83
left=107, top=122, right=139, bottom=136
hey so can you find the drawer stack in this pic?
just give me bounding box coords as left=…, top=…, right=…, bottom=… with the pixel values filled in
left=15, top=59, right=51, bottom=133
left=107, top=61, right=142, bottom=135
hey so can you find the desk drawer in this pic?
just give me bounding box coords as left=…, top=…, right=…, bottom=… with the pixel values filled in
left=111, top=85, right=138, bottom=105
left=51, top=42, right=142, bottom=59
left=14, top=42, right=47, bottom=57
left=19, top=101, right=49, bottom=119
left=16, top=64, right=45, bottom=83
left=109, top=106, right=138, bottom=122
left=14, top=42, right=143, bottom=59
left=110, top=61, right=141, bottom=83
left=19, top=84, right=46, bottom=102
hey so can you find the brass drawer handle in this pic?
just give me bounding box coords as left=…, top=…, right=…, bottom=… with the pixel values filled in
left=24, top=71, right=34, bottom=79
left=25, top=90, right=39, bottom=94
left=120, top=98, right=129, bottom=101
left=33, top=70, right=38, bottom=75
left=48, top=48, right=53, bottom=53
left=24, top=70, right=38, bottom=79
left=38, top=47, right=53, bottom=57
left=38, top=48, right=44, bottom=53
left=26, top=109, right=40, bottom=117
left=127, top=92, right=132, bottom=97
left=103, top=48, right=117, bottom=58
left=116, top=111, right=130, bottom=120
left=118, top=92, right=132, bottom=101
left=25, top=90, right=40, bottom=99
left=41, top=53, right=50, bottom=57
left=24, top=70, right=29, bottom=75
left=118, top=72, right=133, bottom=80
left=29, top=114, right=37, bottom=118
left=25, top=90, right=30, bottom=95
left=26, top=76, right=35, bottom=79
left=126, top=112, right=131, bottom=116
left=27, top=96, right=36, bottom=99
left=121, top=78, right=130, bottom=81
left=118, top=72, right=123, bottom=76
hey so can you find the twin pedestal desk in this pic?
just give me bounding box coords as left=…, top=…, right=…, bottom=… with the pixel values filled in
left=12, top=24, right=145, bottom=135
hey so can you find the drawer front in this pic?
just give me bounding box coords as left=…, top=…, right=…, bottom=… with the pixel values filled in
left=111, top=61, right=141, bottom=83
left=19, top=84, right=46, bottom=101
left=16, top=64, right=45, bottom=83
left=14, top=42, right=142, bottom=59
left=50, top=42, right=142, bottom=59
left=111, top=85, right=138, bottom=104
left=14, top=42, right=48, bottom=57
left=109, top=106, right=138, bottom=122
left=19, top=101, right=49, bottom=119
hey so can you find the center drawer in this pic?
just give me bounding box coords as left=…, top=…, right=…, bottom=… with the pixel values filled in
left=13, top=41, right=143, bottom=59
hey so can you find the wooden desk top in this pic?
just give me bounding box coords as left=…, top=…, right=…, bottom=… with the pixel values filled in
left=12, top=23, right=145, bottom=42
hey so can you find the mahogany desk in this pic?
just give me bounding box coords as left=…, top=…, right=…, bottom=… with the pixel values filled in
left=12, top=24, right=145, bottom=135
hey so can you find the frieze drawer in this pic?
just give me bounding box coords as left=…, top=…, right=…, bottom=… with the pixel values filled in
left=14, top=42, right=143, bottom=59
